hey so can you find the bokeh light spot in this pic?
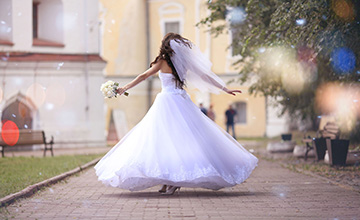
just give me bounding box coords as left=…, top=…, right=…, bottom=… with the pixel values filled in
left=228, top=7, right=246, bottom=25
left=56, top=62, right=64, bottom=70
left=258, top=47, right=265, bottom=53
left=258, top=46, right=317, bottom=94
left=1, top=121, right=20, bottom=146
left=332, top=0, right=355, bottom=21
left=316, top=82, right=360, bottom=132
left=26, top=83, right=46, bottom=109
left=296, top=18, right=306, bottom=26
left=331, top=47, right=356, bottom=74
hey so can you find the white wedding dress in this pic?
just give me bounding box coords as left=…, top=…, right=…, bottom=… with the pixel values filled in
left=95, top=72, right=258, bottom=191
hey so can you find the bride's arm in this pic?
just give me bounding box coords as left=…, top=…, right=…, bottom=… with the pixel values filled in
left=117, top=61, right=161, bottom=95
left=223, top=87, right=242, bottom=96
left=200, top=74, right=242, bottom=96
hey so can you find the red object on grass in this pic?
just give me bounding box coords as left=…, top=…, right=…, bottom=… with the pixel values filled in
left=1, top=121, right=20, bottom=146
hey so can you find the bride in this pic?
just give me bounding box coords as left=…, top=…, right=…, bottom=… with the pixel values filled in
left=94, top=33, right=258, bottom=195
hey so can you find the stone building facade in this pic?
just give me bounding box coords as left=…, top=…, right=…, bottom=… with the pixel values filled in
left=0, top=0, right=106, bottom=148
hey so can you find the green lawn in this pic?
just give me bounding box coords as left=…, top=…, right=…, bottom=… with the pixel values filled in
left=0, top=154, right=103, bottom=198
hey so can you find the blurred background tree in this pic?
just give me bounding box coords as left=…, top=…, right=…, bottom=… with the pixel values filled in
left=200, top=0, right=360, bottom=143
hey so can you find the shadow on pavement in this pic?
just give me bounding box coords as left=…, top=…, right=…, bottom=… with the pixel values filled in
left=103, top=190, right=268, bottom=198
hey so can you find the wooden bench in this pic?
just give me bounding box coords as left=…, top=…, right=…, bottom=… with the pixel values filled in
left=0, top=130, right=54, bottom=157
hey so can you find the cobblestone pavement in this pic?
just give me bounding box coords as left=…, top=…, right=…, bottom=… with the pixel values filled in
left=1, top=159, right=359, bottom=220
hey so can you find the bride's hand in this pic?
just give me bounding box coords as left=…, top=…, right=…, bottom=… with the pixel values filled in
left=116, top=87, right=127, bottom=96
left=223, top=87, right=242, bottom=96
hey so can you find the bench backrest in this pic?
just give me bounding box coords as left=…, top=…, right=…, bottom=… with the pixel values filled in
left=0, top=130, right=45, bottom=146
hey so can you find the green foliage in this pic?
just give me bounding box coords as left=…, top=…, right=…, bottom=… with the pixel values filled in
left=0, top=154, right=102, bottom=198
left=200, top=0, right=360, bottom=141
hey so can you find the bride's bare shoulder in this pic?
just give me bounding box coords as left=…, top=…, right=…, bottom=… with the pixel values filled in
left=159, top=59, right=172, bottom=73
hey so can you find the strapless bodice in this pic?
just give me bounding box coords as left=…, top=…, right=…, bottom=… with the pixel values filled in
left=159, top=72, right=184, bottom=94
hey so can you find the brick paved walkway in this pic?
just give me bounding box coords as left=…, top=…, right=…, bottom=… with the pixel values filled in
left=1, top=159, right=359, bottom=220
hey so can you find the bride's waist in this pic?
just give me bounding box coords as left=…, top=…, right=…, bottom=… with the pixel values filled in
left=161, top=87, right=186, bottom=95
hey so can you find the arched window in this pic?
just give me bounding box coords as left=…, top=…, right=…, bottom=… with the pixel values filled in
left=158, top=2, right=184, bottom=36
left=234, top=101, right=247, bottom=124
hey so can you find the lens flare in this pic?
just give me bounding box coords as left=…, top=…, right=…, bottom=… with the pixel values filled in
left=331, top=47, right=356, bottom=74
left=26, top=83, right=46, bottom=109
left=296, top=18, right=306, bottom=26
left=258, top=46, right=317, bottom=94
left=316, top=83, right=360, bottom=132
left=297, top=46, right=316, bottom=65
left=56, top=62, right=64, bottom=70
left=281, top=63, right=306, bottom=94
left=332, top=0, right=355, bottom=22
left=258, top=47, right=266, bottom=53
left=0, top=21, right=9, bottom=34
left=258, top=47, right=295, bottom=80
left=63, top=12, right=78, bottom=31
left=228, top=7, right=247, bottom=25
left=1, top=121, right=19, bottom=146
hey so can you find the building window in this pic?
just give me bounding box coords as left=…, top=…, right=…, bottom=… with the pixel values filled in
left=32, top=0, right=64, bottom=47
left=234, top=102, right=247, bottom=124
left=165, top=21, right=180, bottom=34
left=230, top=28, right=241, bottom=56
left=32, top=2, right=40, bottom=39
left=159, top=2, right=184, bottom=36
left=0, top=0, right=13, bottom=45
left=226, top=7, right=246, bottom=57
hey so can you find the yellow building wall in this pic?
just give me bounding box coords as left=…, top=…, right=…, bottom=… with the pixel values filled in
left=211, top=87, right=266, bottom=137
left=100, top=0, right=148, bottom=137
left=100, top=0, right=147, bottom=76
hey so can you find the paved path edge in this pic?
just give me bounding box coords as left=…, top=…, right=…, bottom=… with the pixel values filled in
left=0, top=157, right=101, bottom=207
left=278, top=160, right=359, bottom=192
left=259, top=152, right=359, bottom=193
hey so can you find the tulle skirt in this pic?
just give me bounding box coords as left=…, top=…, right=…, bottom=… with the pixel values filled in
left=94, top=89, right=258, bottom=191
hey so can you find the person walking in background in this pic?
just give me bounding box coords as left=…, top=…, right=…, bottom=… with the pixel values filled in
left=199, top=103, right=207, bottom=116
left=225, top=104, right=237, bottom=139
left=207, top=104, right=216, bottom=121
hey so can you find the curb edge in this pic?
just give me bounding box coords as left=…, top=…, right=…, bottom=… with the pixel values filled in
left=0, top=157, right=101, bottom=207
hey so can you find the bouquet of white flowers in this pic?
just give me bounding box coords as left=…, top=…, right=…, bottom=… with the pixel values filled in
left=100, top=80, right=129, bottom=98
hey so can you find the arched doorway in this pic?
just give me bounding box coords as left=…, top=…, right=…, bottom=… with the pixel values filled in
left=1, top=93, right=37, bottom=130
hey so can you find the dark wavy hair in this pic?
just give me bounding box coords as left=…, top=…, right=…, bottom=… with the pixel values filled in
left=150, top=33, right=191, bottom=89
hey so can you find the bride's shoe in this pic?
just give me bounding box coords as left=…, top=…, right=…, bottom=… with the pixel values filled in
left=158, top=185, right=167, bottom=193
left=163, top=186, right=180, bottom=195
